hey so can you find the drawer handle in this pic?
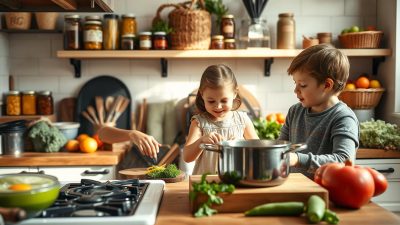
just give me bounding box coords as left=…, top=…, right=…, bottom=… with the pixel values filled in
left=20, top=170, right=45, bottom=174
left=373, top=168, right=395, bottom=173
left=83, top=169, right=110, bottom=175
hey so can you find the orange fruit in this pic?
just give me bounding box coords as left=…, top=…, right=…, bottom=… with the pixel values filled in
left=369, top=79, right=381, bottom=88
left=92, top=134, right=104, bottom=149
left=76, top=134, right=90, bottom=142
left=80, top=137, right=98, bottom=153
left=266, top=113, right=277, bottom=122
left=9, top=184, right=32, bottom=191
left=355, top=77, right=370, bottom=89
left=345, top=83, right=356, bottom=90
left=65, top=139, right=80, bottom=152
left=276, top=113, right=286, bottom=124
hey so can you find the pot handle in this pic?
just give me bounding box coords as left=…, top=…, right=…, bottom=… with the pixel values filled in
left=282, top=143, right=307, bottom=155
left=199, top=143, right=221, bottom=153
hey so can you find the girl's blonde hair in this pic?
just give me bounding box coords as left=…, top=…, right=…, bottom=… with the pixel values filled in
left=195, top=64, right=241, bottom=114
left=287, top=44, right=350, bottom=93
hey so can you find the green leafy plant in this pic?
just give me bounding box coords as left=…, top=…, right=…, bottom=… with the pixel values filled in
left=203, top=0, right=229, bottom=29
left=252, top=117, right=282, bottom=140
left=360, top=119, right=400, bottom=150
left=189, top=174, right=235, bottom=217
left=151, top=20, right=173, bottom=34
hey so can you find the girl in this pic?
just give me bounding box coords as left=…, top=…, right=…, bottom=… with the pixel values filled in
left=183, top=64, right=259, bottom=175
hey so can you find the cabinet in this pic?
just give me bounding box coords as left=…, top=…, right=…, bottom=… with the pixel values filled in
left=0, top=0, right=113, bottom=12
left=0, top=166, right=116, bottom=182
left=356, top=159, right=400, bottom=212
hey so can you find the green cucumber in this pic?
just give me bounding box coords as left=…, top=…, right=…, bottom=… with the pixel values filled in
left=306, top=195, right=326, bottom=223
left=244, top=202, right=305, bottom=216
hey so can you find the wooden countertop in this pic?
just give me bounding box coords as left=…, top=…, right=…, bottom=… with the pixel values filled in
left=156, top=178, right=400, bottom=225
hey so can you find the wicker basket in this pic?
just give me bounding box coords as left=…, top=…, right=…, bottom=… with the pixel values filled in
left=338, top=31, right=383, bottom=48
left=153, top=0, right=211, bottom=50
left=339, top=88, right=385, bottom=109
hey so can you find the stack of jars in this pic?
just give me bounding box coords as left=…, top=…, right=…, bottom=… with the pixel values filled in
left=5, top=91, right=53, bottom=116
left=210, top=14, right=236, bottom=50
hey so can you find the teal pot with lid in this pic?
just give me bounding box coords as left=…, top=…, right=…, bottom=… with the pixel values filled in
left=0, top=174, right=60, bottom=216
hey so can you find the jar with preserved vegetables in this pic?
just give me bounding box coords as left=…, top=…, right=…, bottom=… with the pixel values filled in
left=221, top=14, right=235, bottom=39
left=121, top=34, right=135, bottom=50
left=64, top=15, right=81, bottom=50
left=121, top=14, right=137, bottom=36
left=277, top=13, right=296, bottom=49
left=153, top=31, right=167, bottom=50
left=84, top=21, right=103, bottom=50
left=224, top=39, right=236, bottom=49
left=37, top=91, right=54, bottom=115
left=139, top=32, right=152, bottom=50
left=211, top=35, right=224, bottom=49
left=85, top=15, right=101, bottom=22
left=22, top=91, right=36, bottom=115
left=103, top=14, right=119, bottom=50
left=6, top=91, right=21, bottom=116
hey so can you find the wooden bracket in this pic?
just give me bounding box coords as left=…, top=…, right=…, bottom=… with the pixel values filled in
left=161, top=58, right=168, bottom=77
left=264, top=58, right=274, bottom=76
left=70, top=58, right=81, bottom=78
left=372, top=56, right=385, bottom=75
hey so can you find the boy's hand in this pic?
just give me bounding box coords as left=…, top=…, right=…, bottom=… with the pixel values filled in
left=201, top=132, right=223, bottom=144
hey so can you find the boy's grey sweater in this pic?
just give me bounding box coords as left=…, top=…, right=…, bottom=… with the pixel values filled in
left=279, top=101, right=359, bottom=178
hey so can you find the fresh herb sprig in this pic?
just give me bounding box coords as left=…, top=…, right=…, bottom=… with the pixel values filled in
left=252, top=117, right=282, bottom=140
left=151, top=20, right=173, bottom=34
left=189, top=174, right=235, bottom=217
left=203, top=0, right=229, bottom=28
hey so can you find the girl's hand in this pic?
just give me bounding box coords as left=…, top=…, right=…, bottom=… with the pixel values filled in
left=129, top=130, right=160, bottom=159
left=201, top=132, right=223, bottom=144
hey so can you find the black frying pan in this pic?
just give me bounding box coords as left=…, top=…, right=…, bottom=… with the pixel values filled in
left=75, top=75, right=131, bottom=135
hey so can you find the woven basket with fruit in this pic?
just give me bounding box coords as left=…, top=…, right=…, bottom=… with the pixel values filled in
left=339, top=76, right=385, bottom=109
left=338, top=26, right=383, bottom=48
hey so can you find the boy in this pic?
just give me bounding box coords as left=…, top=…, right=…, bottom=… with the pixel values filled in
left=279, top=44, right=359, bottom=179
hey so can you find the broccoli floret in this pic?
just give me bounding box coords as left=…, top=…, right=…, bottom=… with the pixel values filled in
left=147, top=164, right=181, bottom=179
left=28, top=121, right=67, bottom=153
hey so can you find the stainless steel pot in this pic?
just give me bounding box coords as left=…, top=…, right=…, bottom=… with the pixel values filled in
left=200, top=140, right=307, bottom=187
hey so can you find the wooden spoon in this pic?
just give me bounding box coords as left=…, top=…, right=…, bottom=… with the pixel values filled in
left=81, top=111, right=95, bottom=124
left=105, top=96, right=114, bottom=114
left=95, top=96, right=105, bottom=124
left=112, top=98, right=130, bottom=123
left=87, top=105, right=100, bottom=124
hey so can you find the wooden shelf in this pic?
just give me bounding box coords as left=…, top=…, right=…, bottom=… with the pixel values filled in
left=56, top=48, right=392, bottom=78
left=57, top=48, right=392, bottom=59
left=357, top=148, right=400, bottom=159
left=0, top=0, right=113, bottom=12
left=0, top=29, right=62, bottom=33
left=0, top=114, right=56, bottom=123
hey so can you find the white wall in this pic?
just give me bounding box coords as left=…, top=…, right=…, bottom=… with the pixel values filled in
left=2, top=0, right=386, bottom=119
left=0, top=32, right=9, bottom=113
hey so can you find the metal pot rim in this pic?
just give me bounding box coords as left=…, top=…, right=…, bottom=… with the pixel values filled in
left=219, top=139, right=292, bottom=148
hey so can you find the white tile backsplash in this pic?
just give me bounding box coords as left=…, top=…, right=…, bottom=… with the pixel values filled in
left=1, top=0, right=378, bottom=118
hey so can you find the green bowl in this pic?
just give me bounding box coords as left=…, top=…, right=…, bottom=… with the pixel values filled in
left=0, top=174, right=60, bottom=214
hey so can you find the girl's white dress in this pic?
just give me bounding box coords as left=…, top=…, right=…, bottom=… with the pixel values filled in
left=191, top=111, right=250, bottom=175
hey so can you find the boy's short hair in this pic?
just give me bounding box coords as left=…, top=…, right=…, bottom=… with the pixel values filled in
left=287, top=44, right=350, bottom=93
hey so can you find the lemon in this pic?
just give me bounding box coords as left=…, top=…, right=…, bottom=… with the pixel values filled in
left=345, top=83, right=356, bottom=90
left=370, top=80, right=382, bottom=88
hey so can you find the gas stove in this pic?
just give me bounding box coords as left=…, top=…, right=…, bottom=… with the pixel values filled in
left=20, top=178, right=164, bottom=225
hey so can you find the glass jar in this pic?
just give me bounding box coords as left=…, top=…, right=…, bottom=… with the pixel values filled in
left=64, top=15, right=81, bottom=50
left=121, top=14, right=137, bottom=36
left=84, top=21, right=103, bottom=50
left=22, top=91, right=36, bottom=115
left=103, top=14, right=119, bottom=50
left=211, top=35, right=224, bottom=49
left=85, top=15, right=101, bottom=22
left=153, top=31, right=167, bottom=50
left=221, top=14, right=235, bottom=39
left=121, top=34, right=135, bottom=50
left=239, top=19, right=270, bottom=48
left=317, top=32, right=332, bottom=44
left=37, top=91, right=54, bottom=115
left=139, top=32, right=152, bottom=50
left=224, top=39, right=236, bottom=49
left=6, top=91, right=21, bottom=116
left=277, top=13, right=296, bottom=49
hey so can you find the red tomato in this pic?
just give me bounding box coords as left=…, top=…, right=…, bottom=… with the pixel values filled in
left=92, top=134, right=104, bottom=149
left=364, top=167, right=388, bottom=197
left=314, top=163, right=331, bottom=185
left=317, top=161, right=375, bottom=209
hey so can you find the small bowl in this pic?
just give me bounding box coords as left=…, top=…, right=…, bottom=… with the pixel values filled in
left=52, top=122, right=80, bottom=140
left=0, top=174, right=60, bottom=216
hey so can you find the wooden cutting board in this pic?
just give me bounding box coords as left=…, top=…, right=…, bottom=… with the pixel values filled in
left=119, top=168, right=186, bottom=183
left=189, top=173, right=328, bottom=213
